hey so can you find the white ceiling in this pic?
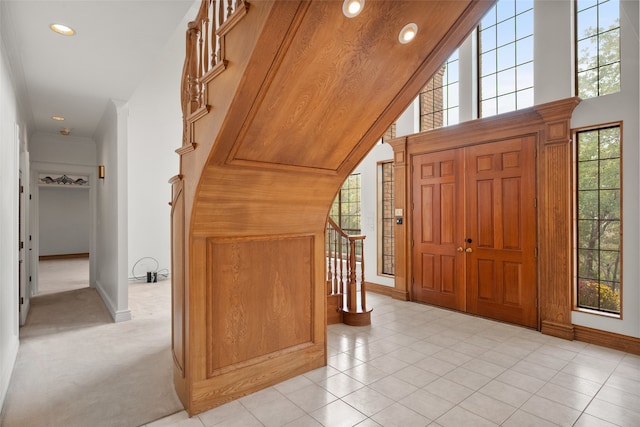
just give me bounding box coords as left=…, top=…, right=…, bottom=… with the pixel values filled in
left=1, top=0, right=196, bottom=138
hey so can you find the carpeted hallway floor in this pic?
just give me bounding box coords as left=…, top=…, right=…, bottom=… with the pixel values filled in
left=0, top=259, right=183, bottom=427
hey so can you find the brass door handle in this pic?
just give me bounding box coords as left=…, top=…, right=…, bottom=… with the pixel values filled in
left=457, top=247, right=464, bottom=252
left=465, top=248, right=473, bottom=253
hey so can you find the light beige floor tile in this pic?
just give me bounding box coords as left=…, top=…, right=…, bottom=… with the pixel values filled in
left=284, top=383, right=338, bottom=413
left=369, top=375, right=418, bottom=401
left=147, top=411, right=199, bottom=427
left=318, top=372, right=366, bottom=398
left=574, top=413, right=620, bottom=427
left=283, top=414, right=323, bottom=426
left=496, top=369, right=546, bottom=393
left=202, top=410, right=263, bottom=427
left=443, top=367, right=492, bottom=390
left=585, top=398, right=640, bottom=426
left=198, top=401, right=253, bottom=426
left=422, top=378, right=474, bottom=405
left=502, top=409, right=558, bottom=427
left=367, top=354, right=409, bottom=374
left=605, top=373, right=640, bottom=397
left=385, top=347, right=427, bottom=364
left=370, top=402, right=431, bottom=427
left=344, top=362, right=389, bottom=385
left=432, top=348, right=473, bottom=366
left=536, top=344, right=579, bottom=361
left=274, top=375, right=315, bottom=395
left=341, top=386, right=394, bottom=416
left=355, top=418, right=382, bottom=426
left=391, top=365, right=439, bottom=388
left=561, top=362, right=611, bottom=384
left=303, top=365, right=340, bottom=384
left=520, top=395, right=581, bottom=426
left=449, top=341, right=488, bottom=357
left=524, top=350, right=571, bottom=371
left=310, top=400, right=367, bottom=427
left=328, top=352, right=365, bottom=372
left=536, top=382, right=592, bottom=411
left=413, top=356, right=457, bottom=376
left=550, top=371, right=602, bottom=397
left=478, top=380, right=532, bottom=408
left=240, top=388, right=305, bottom=427
left=399, top=389, right=454, bottom=420
left=406, top=341, right=445, bottom=356
left=511, top=359, right=558, bottom=381
left=478, top=349, right=520, bottom=368
left=460, top=358, right=507, bottom=378
left=593, top=386, right=640, bottom=417
left=436, top=406, right=498, bottom=427
left=459, top=392, right=517, bottom=424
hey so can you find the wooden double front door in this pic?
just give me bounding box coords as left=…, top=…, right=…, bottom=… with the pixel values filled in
left=411, top=136, right=537, bottom=328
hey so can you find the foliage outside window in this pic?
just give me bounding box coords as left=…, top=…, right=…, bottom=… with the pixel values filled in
left=420, top=50, right=459, bottom=131
left=576, top=0, right=620, bottom=99
left=379, top=162, right=395, bottom=275
left=479, top=0, right=534, bottom=117
left=576, top=125, right=621, bottom=315
left=330, top=174, right=361, bottom=235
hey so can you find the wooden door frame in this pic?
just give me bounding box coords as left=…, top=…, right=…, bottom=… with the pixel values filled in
left=389, top=97, right=580, bottom=337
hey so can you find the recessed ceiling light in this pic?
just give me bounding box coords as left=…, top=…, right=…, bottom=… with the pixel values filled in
left=398, top=23, right=418, bottom=44
left=50, top=23, right=75, bottom=36
left=51, top=116, right=65, bottom=121
left=343, top=0, right=364, bottom=18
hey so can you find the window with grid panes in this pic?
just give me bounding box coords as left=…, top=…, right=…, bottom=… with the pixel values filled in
left=479, top=0, right=534, bottom=117
left=576, top=0, right=620, bottom=98
left=420, top=50, right=459, bottom=131
left=576, top=125, right=621, bottom=315
left=379, top=161, right=395, bottom=275
left=330, top=174, right=361, bottom=235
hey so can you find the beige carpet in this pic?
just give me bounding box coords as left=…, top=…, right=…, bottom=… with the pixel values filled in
left=0, top=260, right=183, bottom=427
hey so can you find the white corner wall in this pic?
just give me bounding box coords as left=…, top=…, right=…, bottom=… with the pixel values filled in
left=94, top=100, right=130, bottom=322
left=0, top=20, right=21, bottom=413
left=126, top=7, right=193, bottom=280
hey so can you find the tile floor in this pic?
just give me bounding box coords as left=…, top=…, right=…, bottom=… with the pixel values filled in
left=145, top=293, right=640, bottom=427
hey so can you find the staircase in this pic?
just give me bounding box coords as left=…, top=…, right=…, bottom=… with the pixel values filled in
left=171, top=0, right=495, bottom=415
left=326, top=217, right=371, bottom=326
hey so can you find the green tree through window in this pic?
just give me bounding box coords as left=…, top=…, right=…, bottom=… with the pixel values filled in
left=330, top=174, right=361, bottom=235
left=576, top=125, right=621, bottom=314
left=576, top=0, right=620, bottom=98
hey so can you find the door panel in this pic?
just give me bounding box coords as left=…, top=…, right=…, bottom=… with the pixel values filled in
left=412, top=150, right=465, bottom=311
left=465, top=136, right=537, bottom=327
left=411, top=136, right=537, bottom=328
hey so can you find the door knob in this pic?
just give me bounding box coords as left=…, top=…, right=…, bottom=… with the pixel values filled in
left=465, top=248, right=473, bottom=253
left=457, top=247, right=463, bottom=252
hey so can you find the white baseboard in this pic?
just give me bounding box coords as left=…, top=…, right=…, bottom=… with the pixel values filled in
left=0, top=335, right=19, bottom=413
left=94, top=280, right=131, bottom=323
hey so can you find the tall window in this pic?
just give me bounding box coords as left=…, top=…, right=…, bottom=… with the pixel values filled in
left=576, top=125, right=621, bottom=315
left=576, top=0, right=620, bottom=98
left=379, top=162, right=395, bottom=275
left=330, top=174, right=361, bottom=235
left=420, top=50, right=459, bottom=131
left=479, top=0, right=534, bottom=117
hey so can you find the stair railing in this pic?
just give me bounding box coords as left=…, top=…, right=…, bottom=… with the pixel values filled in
left=180, top=0, right=249, bottom=148
left=326, top=217, right=372, bottom=326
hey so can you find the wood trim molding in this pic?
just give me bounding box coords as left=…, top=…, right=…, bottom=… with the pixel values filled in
left=188, top=105, right=211, bottom=123
left=202, top=60, right=228, bottom=85
left=217, top=1, right=250, bottom=37
left=573, top=325, right=640, bottom=356
left=39, top=253, right=89, bottom=260
left=364, top=282, right=394, bottom=297
left=176, top=143, right=197, bottom=156
left=541, top=320, right=575, bottom=341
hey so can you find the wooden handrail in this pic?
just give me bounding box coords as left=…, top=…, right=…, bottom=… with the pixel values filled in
left=326, top=218, right=372, bottom=326
left=180, top=0, right=249, bottom=148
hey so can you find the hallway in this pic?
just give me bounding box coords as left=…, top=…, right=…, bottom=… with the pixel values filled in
left=0, top=259, right=181, bottom=427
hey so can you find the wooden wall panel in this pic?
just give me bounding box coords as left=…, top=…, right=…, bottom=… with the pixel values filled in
left=206, top=235, right=314, bottom=375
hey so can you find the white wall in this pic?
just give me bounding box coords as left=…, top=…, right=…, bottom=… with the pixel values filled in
left=126, top=7, right=193, bottom=279
left=0, top=17, right=21, bottom=413
left=38, top=187, right=90, bottom=256
left=94, top=100, right=130, bottom=322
